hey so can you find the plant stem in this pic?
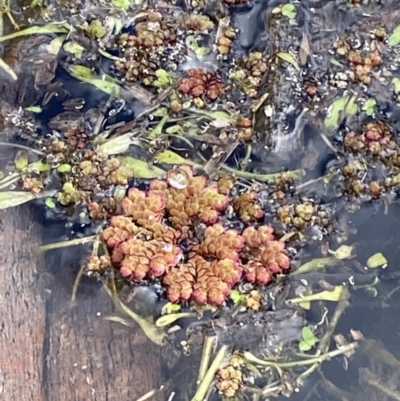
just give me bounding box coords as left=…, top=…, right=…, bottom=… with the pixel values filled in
left=0, top=142, right=45, bottom=156
left=243, top=341, right=359, bottom=368
left=197, top=336, right=216, bottom=385
left=33, top=235, right=97, bottom=253
left=191, top=345, right=228, bottom=401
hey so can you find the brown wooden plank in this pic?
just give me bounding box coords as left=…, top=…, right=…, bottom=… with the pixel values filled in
left=0, top=206, right=46, bottom=400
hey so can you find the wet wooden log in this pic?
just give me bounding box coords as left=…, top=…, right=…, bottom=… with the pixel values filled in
left=0, top=206, right=46, bottom=400
left=0, top=205, right=164, bottom=401
left=44, top=264, right=164, bottom=401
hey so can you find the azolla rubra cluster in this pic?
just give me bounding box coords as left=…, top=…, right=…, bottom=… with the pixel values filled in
left=93, top=166, right=290, bottom=305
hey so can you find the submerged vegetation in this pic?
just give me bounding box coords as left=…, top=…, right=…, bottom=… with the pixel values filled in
left=3, top=0, right=400, bottom=400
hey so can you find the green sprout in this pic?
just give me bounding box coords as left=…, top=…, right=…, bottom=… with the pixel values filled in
left=299, top=327, right=318, bottom=352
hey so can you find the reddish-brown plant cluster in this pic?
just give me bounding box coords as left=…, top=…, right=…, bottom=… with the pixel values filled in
left=178, top=69, right=224, bottom=100
left=344, top=120, right=395, bottom=156
left=93, top=166, right=291, bottom=305
left=333, top=39, right=382, bottom=85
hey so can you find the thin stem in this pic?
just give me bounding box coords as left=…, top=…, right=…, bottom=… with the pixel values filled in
left=222, top=165, right=305, bottom=181
left=197, top=336, right=216, bottom=385
left=0, top=142, right=45, bottom=156
left=243, top=341, right=359, bottom=368
left=70, top=264, right=85, bottom=306
left=191, top=345, right=228, bottom=401
left=33, top=235, right=97, bottom=253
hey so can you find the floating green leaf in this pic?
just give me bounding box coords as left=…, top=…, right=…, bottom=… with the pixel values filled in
left=287, top=286, right=350, bottom=304
left=324, top=95, right=358, bottom=130
left=153, top=69, right=172, bottom=88
left=363, top=98, right=376, bottom=116
left=89, top=20, right=107, bottom=39
left=25, top=105, right=42, bottom=113
left=281, top=3, right=296, bottom=19
left=111, top=0, right=130, bottom=10
left=155, top=150, right=196, bottom=166
left=57, top=164, right=72, bottom=173
left=161, top=302, right=181, bottom=315
left=294, top=257, right=339, bottom=274
left=14, top=152, right=28, bottom=170
left=119, top=156, right=165, bottom=178
left=388, top=25, right=400, bottom=46
left=66, top=65, right=121, bottom=97
left=230, top=289, right=246, bottom=305
left=186, top=35, right=210, bottom=59
left=0, top=23, right=70, bottom=42
left=277, top=52, right=300, bottom=71
left=0, top=190, right=55, bottom=210
left=299, top=326, right=318, bottom=351
left=330, top=58, right=343, bottom=67
left=63, top=42, right=85, bottom=59
left=45, top=198, right=56, bottom=208
left=28, top=161, right=51, bottom=172
left=366, top=252, right=388, bottom=268
left=392, top=77, right=400, bottom=93
left=333, top=245, right=354, bottom=260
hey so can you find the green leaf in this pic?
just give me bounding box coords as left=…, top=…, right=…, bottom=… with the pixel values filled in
left=111, top=0, right=130, bottom=10
left=299, top=340, right=312, bottom=352
left=0, top=23, right=70, bottom=42
left=57, top=164, right=72, bottom=173
left=161, top=302, right=181, bottom=315
left=281, top=4, right=296, bottom=19
left=25, top=105, right=42, bottom=113
left=155, top=312, right=196, bottom=327
left=14, top=152, right=28, bottom=170
left=156, top=150, right=195, bottom=166
left=230, top=289, right=246, bottom=305
left=186, top=35, right=210, bottom=59
left=294, top=257, right=339, bottom=274
left=119, top=156, right=165, bottom=179
left=45, top=198, right=56, bottom=208
left=0, top=190, right=55, bottom=209
left=63, top=42, right=85, bottom=59
left=277, top=52, right=300, bottom=71
left=388, top=25, right=400, bottom=46
left=28, top=161, right=51, bottom=172
left=329, top=58, right=343, bottom=67
left=324, top=95, right=358, bottom=130
left=392, top=77, right=400, bottom=93
left=366, top=252, right=388, bottom=268
left=302, top=326, right=316, bottom=343
left=363, top=98, right=376, bottom=116
left=66, top=65, right=121, bottom=97
left=345, top=95, right=358, bottom=116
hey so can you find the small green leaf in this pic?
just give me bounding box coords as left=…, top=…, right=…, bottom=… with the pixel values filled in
left=333, top=245, right=354, bottom=260
left=388, top=25, right=400, bottom=46
left=155, top=312, right=196, bottom=327
left=299, top=340, right=312, bottom=352
left=25, top=105, right=42, bottom=113
left=57, top=164, right=72, bottom=173
left=366, top=252, right=388, bottom=268
left=156, top=150, right=194, bottom=166
left=302, top=327, right=316, bottom=342
left=363, top=98, right=376, bottom=116
left=111, top=0, right=130, bottom=10
left=45, top=198, right=56, bottom=208
left=281, top=4, right=296, bottom=19
left=330, top=58, right=343, bottom=67
left=161, top=302, right=181, bottom=315
left=325, top=95, right=358, bottom=130
left=277, top=52, right=300, bottom=71
left=186, top=35, right=210, bottom=59
left=28, top=161, right=51, bottom=172
left=392, top=77, right=400, bottom=93
left=294, top=257, right=339, bottom=274
left=119, top=156, right=165, bottom=179
left=66, top=65, right=121, bottom=97
left=63, top=42, right=85, bottom=59
left=14, top=152, right=29, bottom=170
left=89, top=20, right=107, bottom=39
left=230, top=289, right=246, bottom=305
